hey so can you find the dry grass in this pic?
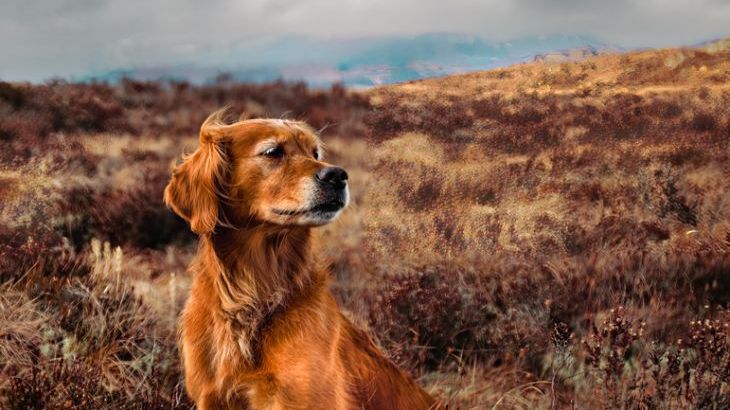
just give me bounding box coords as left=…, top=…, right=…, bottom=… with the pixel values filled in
left=1, top=40, right=729, bottom=408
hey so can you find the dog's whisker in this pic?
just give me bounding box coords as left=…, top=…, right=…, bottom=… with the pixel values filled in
left=318, top=122, right=338, bottom=135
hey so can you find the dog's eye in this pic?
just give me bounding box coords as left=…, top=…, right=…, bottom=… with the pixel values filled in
left=262, top=147, right=284, bottom=158
left=313, top=150, right=320, bottom=160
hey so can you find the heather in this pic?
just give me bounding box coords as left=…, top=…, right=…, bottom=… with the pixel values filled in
left=1, top=42, right=729, bottom=408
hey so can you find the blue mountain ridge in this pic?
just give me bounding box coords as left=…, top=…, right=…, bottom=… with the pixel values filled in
left=81, top=33, right=614, bottom=87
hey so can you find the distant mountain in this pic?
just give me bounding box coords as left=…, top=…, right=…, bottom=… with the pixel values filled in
left=82, top=34, right=613, bottom=87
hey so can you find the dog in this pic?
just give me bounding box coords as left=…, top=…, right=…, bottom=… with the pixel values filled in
left=164, top=110, right=440, bottom=409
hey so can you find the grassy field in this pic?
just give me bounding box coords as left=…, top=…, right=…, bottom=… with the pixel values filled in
left=1, top=40, right=729, bottom=409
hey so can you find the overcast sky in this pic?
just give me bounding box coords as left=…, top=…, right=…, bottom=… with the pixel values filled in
left=2, top=0, right=730, bottom=81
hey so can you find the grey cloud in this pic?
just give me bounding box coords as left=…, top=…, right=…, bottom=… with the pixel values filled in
left=1, top=0, right=729, bottom=81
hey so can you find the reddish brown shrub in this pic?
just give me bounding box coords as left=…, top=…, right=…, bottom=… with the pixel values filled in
left=367, top=266, right=497, bottom=370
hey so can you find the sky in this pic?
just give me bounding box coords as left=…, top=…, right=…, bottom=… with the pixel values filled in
left=2, top=0, right=730, bottom=81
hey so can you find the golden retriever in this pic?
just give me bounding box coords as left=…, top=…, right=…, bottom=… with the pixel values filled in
left=164, top=110, right=440, bottom=409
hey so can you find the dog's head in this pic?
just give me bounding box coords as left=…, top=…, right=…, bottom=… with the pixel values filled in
left=164, top=111, right=349, bottom=235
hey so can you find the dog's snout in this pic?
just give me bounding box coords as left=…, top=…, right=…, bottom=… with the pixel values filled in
left=316, top=166, right=348, bottom=189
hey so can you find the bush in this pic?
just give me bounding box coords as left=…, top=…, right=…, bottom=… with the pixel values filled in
left=367, top=266, right=497, bottom=369
left=1, top=241, right=191, bottom=409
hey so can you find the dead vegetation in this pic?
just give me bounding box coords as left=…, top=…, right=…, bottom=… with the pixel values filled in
left=1, top=41, right=729, bottom=408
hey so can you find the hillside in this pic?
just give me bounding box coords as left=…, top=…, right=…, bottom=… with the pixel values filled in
left=1, top=41, right=729, bottom=408
left=359, top=43, right=730, bottom=406
left=360, top=40, right=729, bottom=268
left=376, top=38, right=730, bottom=92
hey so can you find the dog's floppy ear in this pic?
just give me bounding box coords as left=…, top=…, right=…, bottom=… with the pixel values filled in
left=164, top=110, right=230, bottom=235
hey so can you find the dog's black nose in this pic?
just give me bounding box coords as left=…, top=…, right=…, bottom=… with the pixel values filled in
left=316, top=166, right=348, bottom=189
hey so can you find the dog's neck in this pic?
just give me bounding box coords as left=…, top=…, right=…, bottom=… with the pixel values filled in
left=200, top=223, right=324, bottom=362
left=211, top=224, right=315, bottom=293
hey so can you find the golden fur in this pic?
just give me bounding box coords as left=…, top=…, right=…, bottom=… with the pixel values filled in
left=164, top=111, right=439, bottom=409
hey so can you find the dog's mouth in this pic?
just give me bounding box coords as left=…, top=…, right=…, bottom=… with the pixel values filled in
left=272, top=199, right=345, bottom=217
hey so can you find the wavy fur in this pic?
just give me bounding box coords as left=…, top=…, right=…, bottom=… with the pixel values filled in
left=165, top=111, right=440, bottom=409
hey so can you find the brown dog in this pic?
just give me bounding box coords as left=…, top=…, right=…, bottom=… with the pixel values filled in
left=164, top=111, right=439, bottom=409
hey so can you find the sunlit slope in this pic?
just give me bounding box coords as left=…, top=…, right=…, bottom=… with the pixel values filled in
left=372, top=38, right=730, bottom=100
